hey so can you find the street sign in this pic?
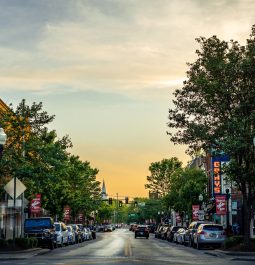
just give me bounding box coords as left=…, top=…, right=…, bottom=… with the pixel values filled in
left=4, top=177, right=26, bottom=199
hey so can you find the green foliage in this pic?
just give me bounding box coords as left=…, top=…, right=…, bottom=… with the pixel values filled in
left=145, top=157, right=182, bottom=197
left=15, top=237, right=38, bottom=249
left=163, top=167, right=207, bottom=219
left=0, top=99, right=101, bottom=220
left=0, top=238, right=38, bottom=249
left=224, top=236, right=244, bottom=249
left=168, top=25, right=255, bottom=242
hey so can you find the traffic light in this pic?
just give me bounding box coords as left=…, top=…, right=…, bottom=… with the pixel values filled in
left=119, top=200, right=122, bottom=207
left=125, top=197, right=129, bottom=204
left=108, top=198, right=113, bottom=204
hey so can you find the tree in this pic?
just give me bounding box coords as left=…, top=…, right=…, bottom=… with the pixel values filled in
left=145, top=158, right=182, bottom=197
left=0, top=99, right=101, bottom=220
left=163, top=168, right=207, bottom=221
left=168, top=26, right=255, bottom=247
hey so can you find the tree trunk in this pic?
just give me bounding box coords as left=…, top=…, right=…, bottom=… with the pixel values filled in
left=242, top=192, right=251, bottom=248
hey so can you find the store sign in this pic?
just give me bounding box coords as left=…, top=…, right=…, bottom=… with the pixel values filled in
left=215, top=195, right=226, bottom=215
left=212, top=155, right=229, bottom=196
left=192, top=205, right=200, bottom=221
left=63, top=206, right=71, bottom=221
left=30, top=194, right=41, bottom=213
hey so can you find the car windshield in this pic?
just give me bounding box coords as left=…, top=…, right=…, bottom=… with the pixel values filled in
left=25, top=219, right=51, bottom=228
left=138, top=226, right=147, bottom=231
left=203, top=225, right=223, bottom=231
left=55, top=223, right=60, bottom=231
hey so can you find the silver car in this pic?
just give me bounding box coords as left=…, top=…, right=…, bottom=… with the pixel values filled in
left=193, top=224, right=226, bottom=249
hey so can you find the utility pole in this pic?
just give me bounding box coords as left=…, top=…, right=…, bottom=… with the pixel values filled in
left=116, top=193, right=118, bottom=226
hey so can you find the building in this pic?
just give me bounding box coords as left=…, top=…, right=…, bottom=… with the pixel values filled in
left=101, top=180, right=108, bottom=201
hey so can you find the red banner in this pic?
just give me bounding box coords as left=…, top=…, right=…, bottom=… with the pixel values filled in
left=215, top=195, right=226, bottom=215
left=192, top=205, right=200, bottom=221
left=63, top=206, right=71, bottom=221
left=30, top=194, right=41, bottom=213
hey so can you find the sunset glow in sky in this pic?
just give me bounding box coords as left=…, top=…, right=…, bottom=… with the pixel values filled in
left=1, top=0, right=255, bottom=198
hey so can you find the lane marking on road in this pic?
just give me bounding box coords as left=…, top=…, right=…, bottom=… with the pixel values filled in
left=124, top=236, right=132, bottom=257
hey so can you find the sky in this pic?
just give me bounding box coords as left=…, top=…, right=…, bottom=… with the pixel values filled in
left=0, top=0, right=254, bottom=199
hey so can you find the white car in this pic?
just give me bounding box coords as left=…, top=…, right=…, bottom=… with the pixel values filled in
left=83, top=228, right=90, bottom=240
left=54, top=222, right=69, bottom=247
left=66, top=225, right=76, bottom=245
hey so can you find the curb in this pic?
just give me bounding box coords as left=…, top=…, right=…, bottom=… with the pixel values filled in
left=215, top=249, right=255, bottom=256
left=0, top=248, right=51, bottom=260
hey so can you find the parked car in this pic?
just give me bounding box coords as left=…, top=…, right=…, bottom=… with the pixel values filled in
left=24, top=217, right=56, bottom=249
left=135, top=225, right=149, bottom=239
left=87, top=225, right=96, bottom=239
left=155, top=225, right=167, bottom=239
left=85, top=227, right=93, bottom=240
left=54, top=222, right=69, bottom=247
left=173, top=228, right=187, bottom=244
left=66, top=225, right=76, bottom=245
left=161, top=226, right=170, bottom=240
left=193, top=224, right=226, bottom=249
left=105, top=224, right=113, bottom=232
left=71, top=224, right=82, bottom=243
left=178, top=228, right=190, bottom=245
left=166, top=226, right=183, bottom=242
left=186, top=221, right=212, bottom=247
left=76, top=224, right=86, bottom=241
left=148, top=224, right=157, bottom=233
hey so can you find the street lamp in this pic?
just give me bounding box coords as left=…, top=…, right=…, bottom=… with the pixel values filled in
left=0, top=127, right=7, bottom=153
left=199, top=194, right=203, bottom=209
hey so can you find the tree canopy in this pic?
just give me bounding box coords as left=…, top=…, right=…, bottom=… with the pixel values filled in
left=0, top=99, right=101, bottom=220
left=168, top=26, right=255, bottom=245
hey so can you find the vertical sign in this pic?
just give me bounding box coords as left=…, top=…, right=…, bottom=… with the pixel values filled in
left=192, top=205, right=200, bottom=221
left=212, top=155, right=229, bottom=196
left=215, top=195, right=226, bottom=215
left=63, top=206, right=71, bottom=221
left=30, top=194, right=41, bottom=214
left=212, top=160, right=221, bottom=195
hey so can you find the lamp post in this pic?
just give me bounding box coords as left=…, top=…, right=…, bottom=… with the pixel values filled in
left=199, top=194, right=203, bottom=210
left=0, top=127, right=7, bottom=152
left=226, top=188, right=230, bottom=227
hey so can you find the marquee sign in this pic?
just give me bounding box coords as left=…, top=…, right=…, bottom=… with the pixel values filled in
left=212, top=155, right=229, bottom=196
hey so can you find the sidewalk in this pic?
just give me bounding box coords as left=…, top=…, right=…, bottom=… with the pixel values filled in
left=205, top=249, right=255, bottom=262
left=0, top=248, right=51, bottom=260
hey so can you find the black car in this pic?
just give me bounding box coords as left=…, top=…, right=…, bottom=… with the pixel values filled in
left=135, top=225, right=149, bottom=239
left=24, top=217, right=56, bottom=249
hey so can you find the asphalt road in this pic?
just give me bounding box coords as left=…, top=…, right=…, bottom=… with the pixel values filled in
left=0, top=228, right=253, bottom=265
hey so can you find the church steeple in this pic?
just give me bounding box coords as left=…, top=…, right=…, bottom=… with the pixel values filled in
left=101, top=180, right=108, bottom=200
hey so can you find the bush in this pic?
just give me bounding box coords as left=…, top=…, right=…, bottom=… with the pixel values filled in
left=224, top=236, right=244, bottom=249
left=16, top=237, right=38, bottom=249
left=0, top=239, right=8, bottom=247
left=0, top=237, right=38, bottom=250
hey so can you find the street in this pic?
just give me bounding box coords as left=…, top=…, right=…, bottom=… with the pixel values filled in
left=0, top=228, right=253, bottom=265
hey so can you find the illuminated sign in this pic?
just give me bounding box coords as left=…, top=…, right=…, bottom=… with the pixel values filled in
left=212, top=155, right=229, bottom=196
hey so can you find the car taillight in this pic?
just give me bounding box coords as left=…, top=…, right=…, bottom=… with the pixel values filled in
left=198, top=231, right=205, bottom=235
